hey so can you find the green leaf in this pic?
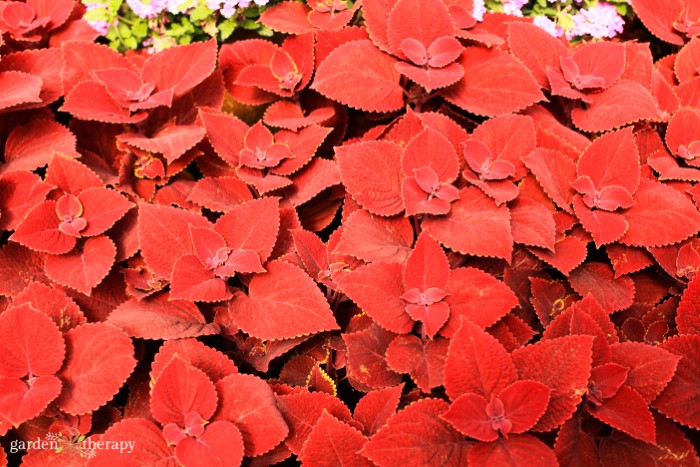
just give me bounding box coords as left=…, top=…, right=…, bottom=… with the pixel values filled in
left=132, top=21, right=148, bottom=38
left=189, top=4, right=213, bottom=21
left=83, top=7, right=109, bottom=22
left=108, top=0, right=123, bottom=11
left=118, top=22, right=132, bottom=38
left=124, top=36, right=138, bottom=49
left=258, top=25, right=274, bottom=37
left=241, top=19, right=260, bottom=30
left=219, top=19, right=236, bottom=40
left=258, top=26, right=275, bottom=37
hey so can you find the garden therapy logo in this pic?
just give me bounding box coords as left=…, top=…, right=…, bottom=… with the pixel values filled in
left=9, top=433, right=136, bottom=458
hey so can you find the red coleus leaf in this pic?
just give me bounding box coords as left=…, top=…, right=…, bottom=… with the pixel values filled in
left=263, top=100, right=335, bottom=132
left=632, top=0, right=685, bottom=45
left=402, top=126, right=459, bottom=183
left=522, top=148, right=576, bottom=214
left=675, top=36, right=700, bottom=83
left=653, top=334, right=700, bottom=428
left=442, top=267, right=518, bottom=337
left=600, top=412, right=700, bottom=466
left=544, top=300, right=613, bottom=368
left=107, top=294, right=219, bottom=340
left=169, top=254, right=232, bottom=302
left=151, top=355, right=218, bottom=427
left=677, top=276, right=700, bottom=335
left=228, top=260, right=339, bottom=339
left=0, top=375, right=61, bottom=428
left=509, top=196, right=556, bottom=250
left=609, top=342, right=680, bottom=403
left=343, top=322, right=402, bottom=391
left=587, top=364, right=629, bottom=405
left=562, top=42, right=625, bottom=91
left=298, top=411, right=371, bottom=466
left=214, top=373, right=289, bottom=457
left=214, top=197, right=280, bottom=265
left=571, top=81, right=661, bottom=133
left=0, top=171, right=54, bottom=232
left=259, top=1, right=313, bottom=34
left=45, top=154, right=102, bottom=195
left=141, top=39, right=217, bottom=98
left=666, top=108, right=700, bottom=160
left=335, top=208, right=413, bottom=264
left=443, top=47, right=544, bottom=117
left=0, top=304, right=65, bottom=382
left=507, top=22, right=570, bottom=89
left=0, top=243, right=48, bottom=298
left=176, top=421, right=244, bottom=467
left=444, top=318, right=517, bottom=400
left=442, top=380, right=550, bottom=441
left=44, top=236, right=117, bottom=295
left=335, top=262, right=412, bottom=334
left=554, top=417, right=600, bottom=466
left=577, top=127, right=640, bottom=197
left=138, top=203, right=213, bottom=280
left=198, top=108, right=248, bottom=168
left=512, top=335, right=594, bottom=432
left=395, top=57, right=464, bottom=92
left=569, top=263, right=635, bottom=313
left=11, top=200, right=77, bottom=254
left=151, top=339, right=237, bottom=384
left=353, top=383, right=403, bottom=437
left=385, top=334, right=449, bottom=392
left=187, top=176, right=253, bottom=212
left=387, top=0, right=455, bottom=59
left=61, top=80, right=147, bottom=124
left=588, top=385, right=656, bottom=444
left=89, top=418, right=174, bottom=465
left=2, top=119, right=78, bottom=173
left=0, top=71, right=41, bottom=111
left=422, top=187, right=513, bottom=261
left=620, top=179, right=700, bottom=247
left=13, top=282, right=86, bottom=332
left=312, top=39, right=404, bottom=112
left=118, top=125, right=205, bottom=164
left=56, top=323, right=136, bottom=415
left=276, top=390, right=352, bottom=454
left=468, top=434, right=558, bottom=466
left=360, top=399, right=470, bottom=466
left=607, top=244, right=654, bottom=277
left=336, top=140, right=404, bottom=216
left=530, top=277, right=575, bottom=327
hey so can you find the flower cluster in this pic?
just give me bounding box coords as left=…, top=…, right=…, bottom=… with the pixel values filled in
left=82, top=0, right=275, bottom=52
left=480, top=0, right=629, bottom=40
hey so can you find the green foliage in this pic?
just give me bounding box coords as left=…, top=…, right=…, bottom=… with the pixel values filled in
left=82, top=0, right=280, bottom=52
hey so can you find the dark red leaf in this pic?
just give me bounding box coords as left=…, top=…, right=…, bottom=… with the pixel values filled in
left=275, top=390, right=352, bottom=454
left=343, top=322, right=402, bottom=391
left=360, top=399, right=470, bottom=466
left=107, top=294, right=219, bottom=340
left=444, top=318, right=517, bottom=400
left=512, top=336, right=594, bottom=432
left=298, top=411, right=371, bottom=466
left=353, top=383, right=404, bottom=437
left=443, top=267, right=518, bottom=337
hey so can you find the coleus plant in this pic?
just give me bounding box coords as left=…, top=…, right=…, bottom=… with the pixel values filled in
left=2, top=0, right=700, bottom=465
